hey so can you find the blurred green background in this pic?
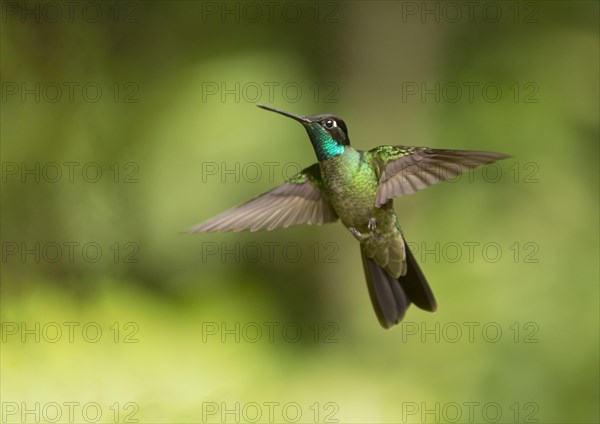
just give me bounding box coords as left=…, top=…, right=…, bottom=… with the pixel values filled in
left=1, top=1, right=598, bottom=423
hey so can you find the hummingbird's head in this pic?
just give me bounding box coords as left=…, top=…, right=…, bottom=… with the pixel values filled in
left=258, top=105, right=350, bottom=161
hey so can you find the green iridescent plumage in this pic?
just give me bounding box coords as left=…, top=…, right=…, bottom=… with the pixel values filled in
left=368, top=145, right=423, bottom=162
left=191, top=105, right=510, bottom=329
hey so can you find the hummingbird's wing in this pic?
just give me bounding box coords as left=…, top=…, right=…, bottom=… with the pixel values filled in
left=367, top=146, right=510, bottom=207
left=188, top=163, right=338, bottom=232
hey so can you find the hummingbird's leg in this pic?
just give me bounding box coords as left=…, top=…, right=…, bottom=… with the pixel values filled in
left=349, top=227, right=365, bottom=241
left=367, top=217, right=377, bottom=231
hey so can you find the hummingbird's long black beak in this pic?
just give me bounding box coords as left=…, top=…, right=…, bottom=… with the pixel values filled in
left=257, top=104, right=310, bottom=124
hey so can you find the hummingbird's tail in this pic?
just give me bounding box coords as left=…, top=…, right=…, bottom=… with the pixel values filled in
left=360, top=243, right=437, bottom=329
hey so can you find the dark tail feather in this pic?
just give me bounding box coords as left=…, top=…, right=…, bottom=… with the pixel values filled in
left=361, top=243, right=437, bottom=329
left=361, top=249, right=409, bottom=329
left=403, top=244, right=437, bottom=312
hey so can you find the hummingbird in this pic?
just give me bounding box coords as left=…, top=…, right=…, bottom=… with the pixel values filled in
left=190, top=105, right=509, bottom=329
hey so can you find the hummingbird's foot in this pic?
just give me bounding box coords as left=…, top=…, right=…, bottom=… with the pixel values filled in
left=349, top=227, right=365, bottom=241
left=368, top=217, right=377, bottom=231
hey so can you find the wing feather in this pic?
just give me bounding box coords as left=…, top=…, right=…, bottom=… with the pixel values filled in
left=188, top=163, right=338, bottom=232
left=367, top=146, right=510, bottom=207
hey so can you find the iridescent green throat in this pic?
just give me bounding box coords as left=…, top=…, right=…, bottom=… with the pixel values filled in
left=307, top=126, right=344, bottom=161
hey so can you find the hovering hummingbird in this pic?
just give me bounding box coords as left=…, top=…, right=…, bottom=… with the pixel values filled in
left=190, top=105, right=509, bottom=329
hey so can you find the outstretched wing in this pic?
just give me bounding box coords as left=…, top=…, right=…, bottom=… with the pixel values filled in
left=188, top=163, right=338, bottom=232
left=367, top=146, right=510, bottom=207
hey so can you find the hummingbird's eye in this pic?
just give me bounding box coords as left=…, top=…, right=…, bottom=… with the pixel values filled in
left=324, top=119, right=337, bottom=129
